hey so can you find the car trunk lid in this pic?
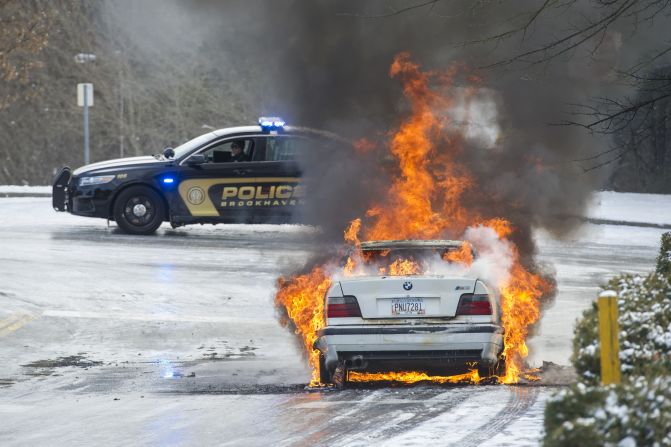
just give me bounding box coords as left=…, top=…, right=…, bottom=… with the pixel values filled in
left=338, top=276, right=477, bottom=319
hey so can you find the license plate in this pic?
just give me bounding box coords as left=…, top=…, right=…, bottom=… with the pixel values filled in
left=391, top=298, right=425, bottom=316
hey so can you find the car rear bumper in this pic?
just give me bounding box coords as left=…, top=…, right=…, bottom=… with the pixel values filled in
left=315, top=323, right=503, bottom=372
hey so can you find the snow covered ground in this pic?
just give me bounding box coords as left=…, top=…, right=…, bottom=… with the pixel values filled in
left=0, top=190, right=668, bottom=446
left=586, top=191, right=671, bottom=226
left=0, top=185, right=51, bottom=196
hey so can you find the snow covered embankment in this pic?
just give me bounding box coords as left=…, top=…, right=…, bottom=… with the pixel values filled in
left=0, top=185, right=51, bottom=197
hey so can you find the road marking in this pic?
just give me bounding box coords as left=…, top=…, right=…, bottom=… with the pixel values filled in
left=0, top=313, right=36, bottom=337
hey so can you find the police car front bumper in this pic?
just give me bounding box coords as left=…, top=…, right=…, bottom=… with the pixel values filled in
left=52, top=167, right=71, bottom=212
left=53, top=168, right=114, bottom=218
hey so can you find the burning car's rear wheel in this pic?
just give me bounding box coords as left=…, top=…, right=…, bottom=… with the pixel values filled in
left=478, top=358, right=506, bottom=379
left=331, top=362, right=347, bottom=389
left=318, top=354, right=332, bottom=385
left=113, top=186, right=165, bottom=235
left=318, top=354, right=347, bottom=388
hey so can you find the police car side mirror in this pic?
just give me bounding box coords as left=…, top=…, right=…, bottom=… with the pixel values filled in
left=163, top=147, right=175, bottom=159
left=186, top=154, right=206, bottom=166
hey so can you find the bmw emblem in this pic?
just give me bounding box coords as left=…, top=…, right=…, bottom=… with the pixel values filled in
left=403, top=281, right=413, bottom=291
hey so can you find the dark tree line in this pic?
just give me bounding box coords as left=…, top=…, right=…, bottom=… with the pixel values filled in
left=1, top=0, right=669, bottom=192
left=0, top=1, right=262, bottom=185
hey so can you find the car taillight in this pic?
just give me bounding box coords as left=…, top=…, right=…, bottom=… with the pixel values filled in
left=456, top=293, right=492, bottom=315
left=327, top=296, right=362, bottom=318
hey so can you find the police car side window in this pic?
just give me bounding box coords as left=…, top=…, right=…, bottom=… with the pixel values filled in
left=264, top=137, right=309, bottom=161
left=199, top=139, right=253, bottom=163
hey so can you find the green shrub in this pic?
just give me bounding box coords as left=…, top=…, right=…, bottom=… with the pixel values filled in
left=545, top=376, right=671, bottom=446
left=657, top=232, right=671, bottom=277
left=545, top=232, right=671, bottom=446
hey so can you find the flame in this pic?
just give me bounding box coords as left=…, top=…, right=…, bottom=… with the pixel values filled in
left=274, top=267, right=332, bottom=386
left=348, top=369, right=480, bottom=384
left=499, top=256, right=552, bottom=383
left=362, top=53, right=475, bottom=242
left=443, top=241, right=474, bottom=266
left=385, top=258, right=422, bottom=276
left=274, top=53, right=552, bottom=386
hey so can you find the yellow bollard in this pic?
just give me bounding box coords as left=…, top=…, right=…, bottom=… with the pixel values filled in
left=598, top=290, right=621, bottom=385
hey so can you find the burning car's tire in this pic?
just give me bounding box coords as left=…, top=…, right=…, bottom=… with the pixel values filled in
left=318, top=355, right=347, bottom=388
left=318, top=354, right=333, bottom=385
left=113, top=186, right=165, bottom=235
left=478, top=358, right=506, bottom=379
left=331, top=363, right=347, bottom=389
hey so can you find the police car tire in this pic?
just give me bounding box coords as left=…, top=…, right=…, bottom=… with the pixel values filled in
left=113, top=185, right=165, bottom=235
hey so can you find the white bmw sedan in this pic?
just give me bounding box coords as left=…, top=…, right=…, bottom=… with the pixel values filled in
left=314, top=240, right=504, bottom=385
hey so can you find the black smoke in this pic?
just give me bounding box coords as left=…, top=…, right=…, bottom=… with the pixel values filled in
left=174, top=1, right=617, bottom=252
left=108, top=0, right=635, bottom=258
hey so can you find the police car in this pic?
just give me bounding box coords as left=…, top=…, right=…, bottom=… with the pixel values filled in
left=314, top=240, right=505, bottom=386
left=52, top=118, right=346, bottom=234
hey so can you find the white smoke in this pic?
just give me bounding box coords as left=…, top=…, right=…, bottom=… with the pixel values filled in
left=462, top=225, right=515, bottom=288
left=422, top=225, right=514, bottom=290
left=447, top=87, right=501, bottom=150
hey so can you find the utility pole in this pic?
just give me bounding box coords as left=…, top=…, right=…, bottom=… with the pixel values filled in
left=116, top=50, right=125, bottom=159
left=77, top=83, right=94, bottom=165
left=74, top=53, right=96, bottom=165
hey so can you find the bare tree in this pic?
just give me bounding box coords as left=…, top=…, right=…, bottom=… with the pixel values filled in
left=0, top=0, right=51, bottom=109
left=0, top=0, right=263, bottom=185
left=339, top=0, right=671, bottom=190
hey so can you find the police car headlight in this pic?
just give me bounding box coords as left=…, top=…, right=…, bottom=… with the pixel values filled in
left=79, top=175, right=115, bottom=186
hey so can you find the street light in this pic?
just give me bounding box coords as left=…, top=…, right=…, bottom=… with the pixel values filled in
left=74, top=53, right=96, bottom=64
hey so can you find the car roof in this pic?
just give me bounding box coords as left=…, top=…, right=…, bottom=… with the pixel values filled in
left=212, top=125, right=347, bottom=144
left=360, top=240, right=466, bottom=251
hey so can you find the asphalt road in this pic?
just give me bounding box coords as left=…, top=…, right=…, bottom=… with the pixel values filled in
left=0, top=197, right=667, bottom=446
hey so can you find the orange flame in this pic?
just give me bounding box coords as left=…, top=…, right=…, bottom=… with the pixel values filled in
left=443, top=241, right=474, bottom=266
left=274, top=53, right=552, bottom=386
left=348, top=369, right=481, bottom=384
left=274, top=267, right=332, bottom=386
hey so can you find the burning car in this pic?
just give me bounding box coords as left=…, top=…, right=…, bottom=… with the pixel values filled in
left=314, top=239, right=505, bottom=386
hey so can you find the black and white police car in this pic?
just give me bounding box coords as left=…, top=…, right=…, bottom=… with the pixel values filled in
left=314, top=240, right=505, bottom=385
left=53, top=118, right=346, bottom=234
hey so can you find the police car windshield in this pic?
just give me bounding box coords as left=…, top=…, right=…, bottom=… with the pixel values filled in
left=172, top=132, right=218, bottom=159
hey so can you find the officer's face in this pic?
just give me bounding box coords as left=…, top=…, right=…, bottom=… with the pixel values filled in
left=232, top=146, right=242, bottom=155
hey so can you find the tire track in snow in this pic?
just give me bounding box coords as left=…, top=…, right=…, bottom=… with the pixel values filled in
left=280, top=388, right=468, bottom=447
left=449, top=386, right=540, bottom=447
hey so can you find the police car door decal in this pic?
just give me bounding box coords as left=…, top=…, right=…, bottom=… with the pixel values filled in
left=178, top=177, right=304, bottom=216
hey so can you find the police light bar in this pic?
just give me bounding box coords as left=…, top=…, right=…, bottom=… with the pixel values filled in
left=258, top=116, right=285, bottom=131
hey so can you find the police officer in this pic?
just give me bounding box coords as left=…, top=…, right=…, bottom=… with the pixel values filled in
left=230, top=140, right=248, bottom=162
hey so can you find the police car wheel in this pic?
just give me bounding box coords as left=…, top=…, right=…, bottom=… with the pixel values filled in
left=113, top=186, right=165, bottom=235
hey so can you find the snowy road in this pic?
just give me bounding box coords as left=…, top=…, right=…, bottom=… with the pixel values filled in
left=0, top=194, right=668, bottom=446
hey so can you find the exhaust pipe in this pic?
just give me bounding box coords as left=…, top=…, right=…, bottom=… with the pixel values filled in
left=346, top=355, right=366, bottom=370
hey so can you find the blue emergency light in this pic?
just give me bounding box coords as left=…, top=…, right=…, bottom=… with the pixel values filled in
left=258, top=116, right=285, bottom=131
left=162, top=177, right=174, bottom=184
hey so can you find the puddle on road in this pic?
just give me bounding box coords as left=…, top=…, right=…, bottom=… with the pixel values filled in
left=21, top=355, right=103, bottom=376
